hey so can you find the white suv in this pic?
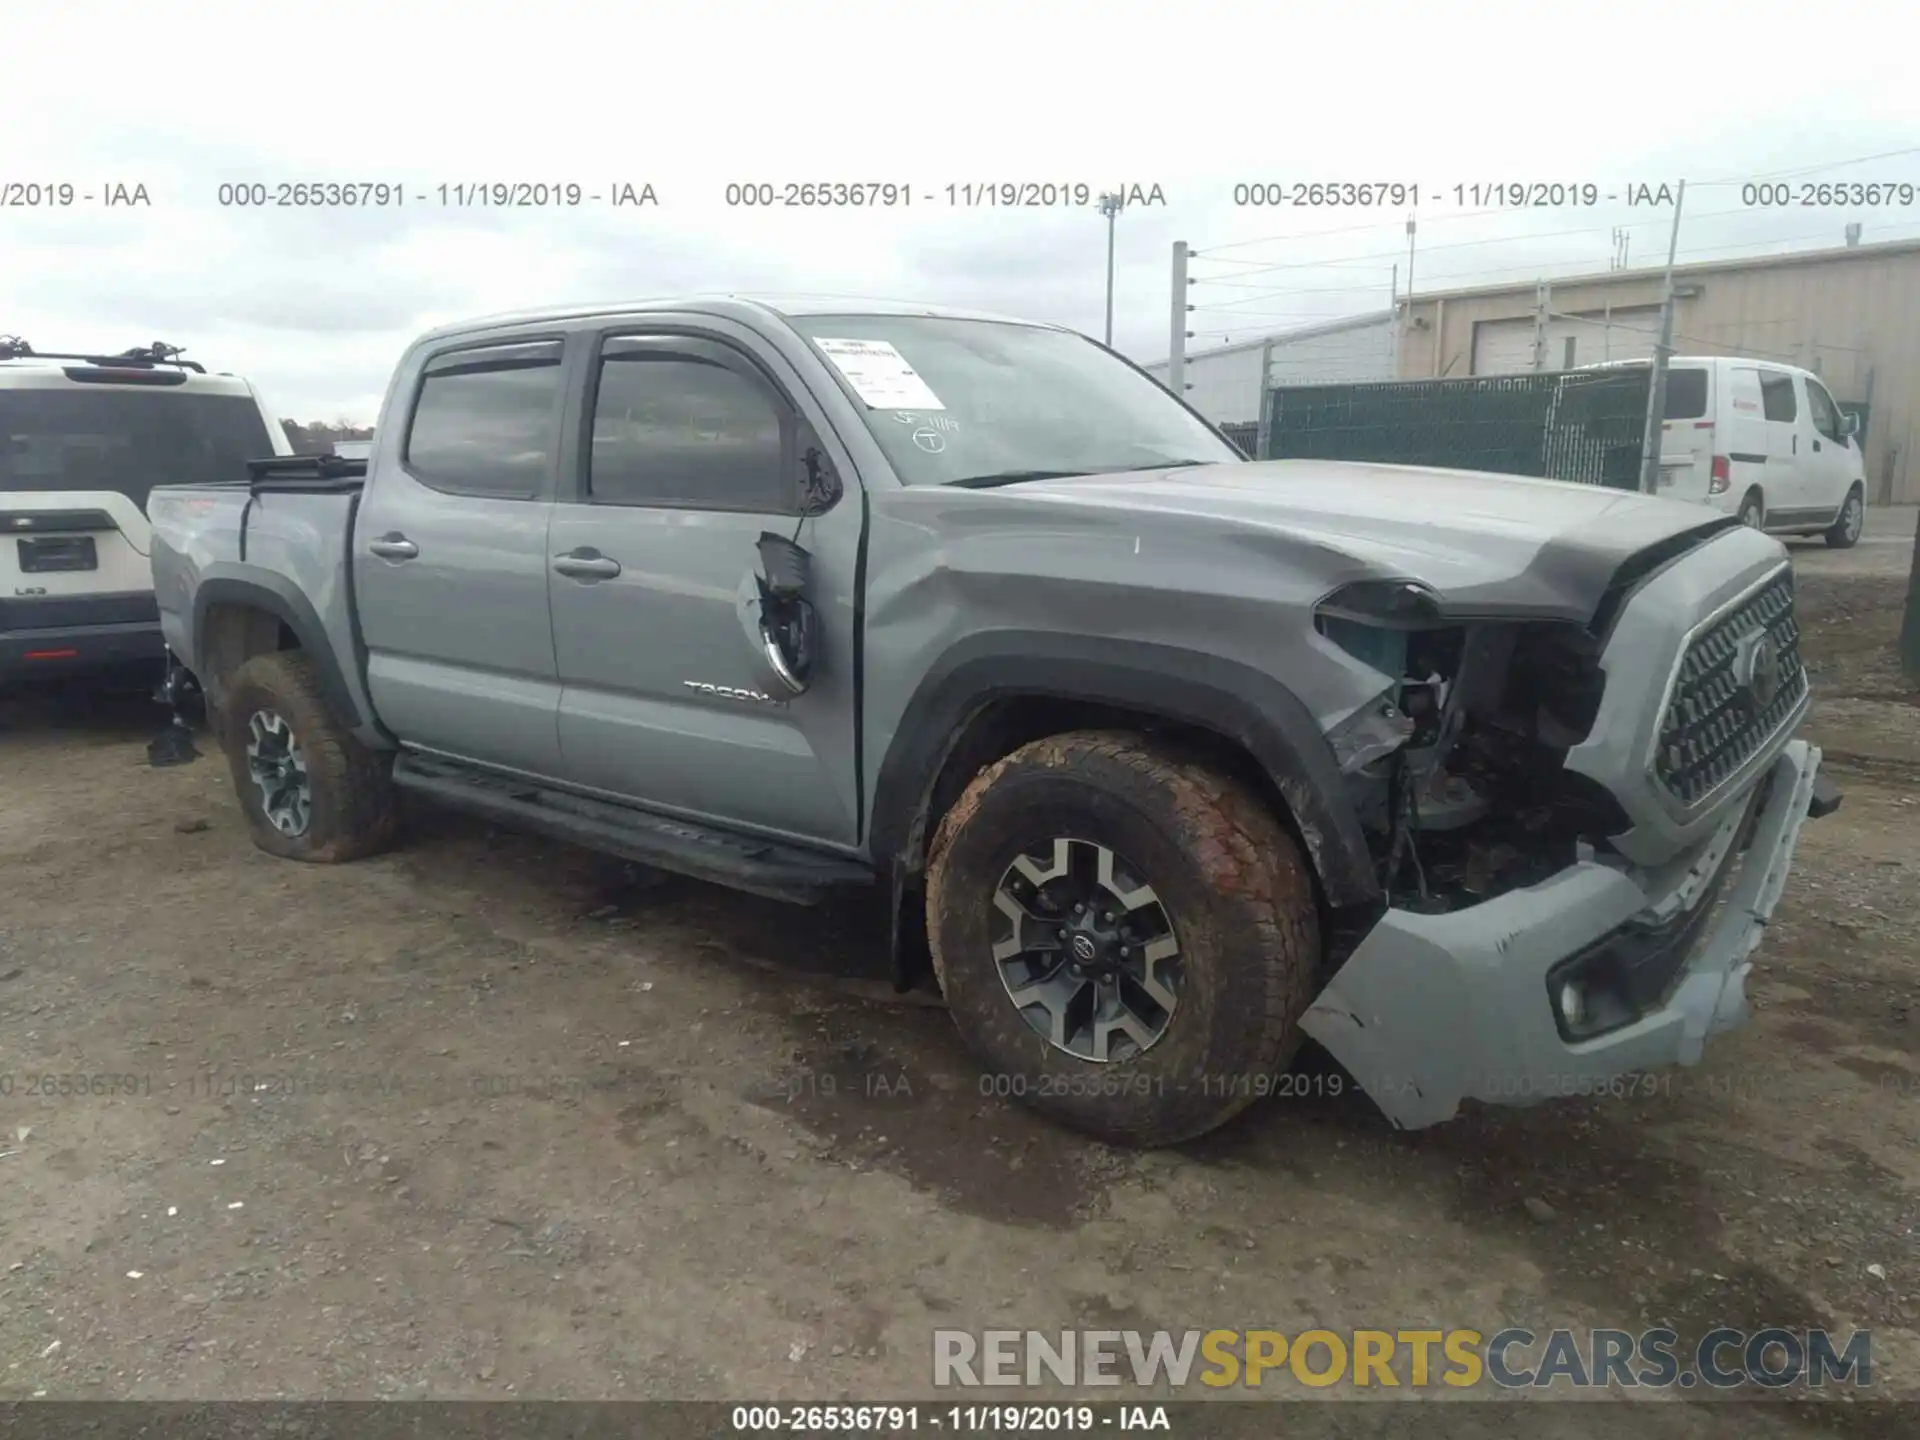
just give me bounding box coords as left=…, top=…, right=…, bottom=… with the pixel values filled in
left=1, top=339, right=289, bottom=687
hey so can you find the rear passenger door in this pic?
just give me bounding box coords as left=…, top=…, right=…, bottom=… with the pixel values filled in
left=546, top=326, right=864, bottom=846
left=353, top=339, right=567, bottom=774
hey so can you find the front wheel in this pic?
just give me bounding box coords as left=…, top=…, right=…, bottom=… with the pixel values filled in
left=1737, top=491, right=1766, bottom=530
left=1824, top=488, right=1864, bottom=549
left=925, top=731, right=1320, bottom=1147
left=222, top=651, right=398, bottom=863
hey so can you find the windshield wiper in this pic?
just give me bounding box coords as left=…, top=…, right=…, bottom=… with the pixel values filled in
left=944, top=460, right=1218, bottom=490
left=944, top=469, right=1090, bottom=489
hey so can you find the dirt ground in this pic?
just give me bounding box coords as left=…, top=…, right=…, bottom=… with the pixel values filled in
left=1, top=512, right=1916, bottom=1432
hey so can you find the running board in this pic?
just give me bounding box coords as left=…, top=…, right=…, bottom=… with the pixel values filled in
left=391, top=752, right=872, bottom=905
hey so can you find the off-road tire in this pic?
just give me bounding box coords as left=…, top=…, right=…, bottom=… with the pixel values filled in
left=222, top=651, right=398, bottom=863
left=1823, top=487, right=1864, bottom=549
left=925, top=730, right=1320, bottom=1147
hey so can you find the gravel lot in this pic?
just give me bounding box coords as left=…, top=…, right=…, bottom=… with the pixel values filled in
left=1, top=508, right=1915, bottom=1430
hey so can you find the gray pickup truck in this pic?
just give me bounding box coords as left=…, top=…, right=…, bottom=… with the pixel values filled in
left=147, top=296, right=1838, bottom=1145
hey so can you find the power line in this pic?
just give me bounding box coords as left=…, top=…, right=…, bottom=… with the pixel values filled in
left=1690, top=145, right=1920, bottom=186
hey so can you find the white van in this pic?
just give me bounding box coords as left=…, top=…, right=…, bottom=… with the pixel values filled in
left=1, top=340, right=290, bottom=686
left=1591, top=356, right=1868, bottom=547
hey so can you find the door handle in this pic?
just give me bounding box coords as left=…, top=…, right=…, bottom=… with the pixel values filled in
left=1813, top=438, right=1822, bottom=451
left=368, top=534, right=419, bottom=561
left=553, top=550, right=622, bottom=581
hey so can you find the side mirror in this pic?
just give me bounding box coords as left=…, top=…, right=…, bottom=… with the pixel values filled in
left=799, top=446, right=844, bottom=515
left=752, top=532, right=819, bottom=695
left=1839, top=411, right=1860, bottom=438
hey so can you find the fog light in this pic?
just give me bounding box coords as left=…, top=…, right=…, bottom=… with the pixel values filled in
left=1559, top=981, right=1586, bottom=1029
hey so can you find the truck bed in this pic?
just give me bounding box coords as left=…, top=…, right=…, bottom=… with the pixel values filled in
left=146, top=465, right=377, bottom=740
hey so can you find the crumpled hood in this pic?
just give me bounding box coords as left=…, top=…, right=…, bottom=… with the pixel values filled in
left=1010, top=459, right=1742, bottom=620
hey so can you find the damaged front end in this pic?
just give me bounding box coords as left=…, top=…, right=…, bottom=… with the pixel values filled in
left=1296, top=544, right=1831, bottom=1130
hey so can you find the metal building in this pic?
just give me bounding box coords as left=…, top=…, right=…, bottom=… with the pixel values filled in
left=1396, top=236, right=1920, bottom=503
left=1142, top=310, right=1395, bottom=425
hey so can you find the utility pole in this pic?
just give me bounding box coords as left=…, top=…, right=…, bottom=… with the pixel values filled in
left=1531, top=282, right=1551, bottom=371
left=1098, top=192, right=1124, bottom=346
left=1637, top=179, right=1688, bottom=494
left=1168, top=241, right=1188, bottom=398
left=1404, top=214, right=1416, bottom=303
left=1254, top=337, right=1275, bottom=460
left=1389, top=261, right=1400, bottom=377
left=1902, top=496, right=1920, bottom=682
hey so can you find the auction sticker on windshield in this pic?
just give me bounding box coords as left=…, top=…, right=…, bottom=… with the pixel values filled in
left=812, top=338, right=945, bottom=410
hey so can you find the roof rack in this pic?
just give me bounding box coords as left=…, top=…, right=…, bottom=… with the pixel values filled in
left=0, top=336, right=207, bottom=374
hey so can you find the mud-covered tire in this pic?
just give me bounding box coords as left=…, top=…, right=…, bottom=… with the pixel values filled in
left=222, top=651, right=398, bottom=863
left=925, top=730, right=1320, bottom=1147
left=1823, top=487, right=1864, bottom=549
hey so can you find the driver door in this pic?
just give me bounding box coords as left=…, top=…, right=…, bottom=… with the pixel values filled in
left=546, top=327, right=864, bottom=846
left=1800, top=375, right=1855, bottom=518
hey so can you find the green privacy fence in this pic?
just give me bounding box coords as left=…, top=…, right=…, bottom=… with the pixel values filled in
left=1246, top=368, right=1654, bottom=488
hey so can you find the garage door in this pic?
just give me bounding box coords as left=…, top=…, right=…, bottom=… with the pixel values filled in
left=1471, top=308, right=1661, bottom=374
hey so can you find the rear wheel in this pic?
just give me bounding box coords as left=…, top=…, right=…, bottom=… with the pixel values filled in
left=1737, top=490, right=1766, bottom=530
left=925, top=730, right=1320, bottom=1147
left=1824, top=487, right=1864, bottom=549
left=222, top=651, right=397, bottom=863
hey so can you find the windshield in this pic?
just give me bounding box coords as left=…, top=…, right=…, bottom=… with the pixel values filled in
left=0, top=385, right=276, bottom=513
left=786, top=315, right=1239, bottom=486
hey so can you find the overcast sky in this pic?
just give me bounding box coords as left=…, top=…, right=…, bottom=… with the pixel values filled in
left=7, top=0, right=1915, bottom=423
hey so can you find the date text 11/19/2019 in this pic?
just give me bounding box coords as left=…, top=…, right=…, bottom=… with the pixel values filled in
left=722, top=183, right=1168, bottom=209
left=730, top=1404, right=1169, bottom=1432
left=1227, top=182, right=1687, bottom=208
left=212, top=183, right=659, bottom=208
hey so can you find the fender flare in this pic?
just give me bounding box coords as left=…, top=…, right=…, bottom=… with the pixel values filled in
left=868, top=631, right=1381, bottom=910
left=192, top=570, right=365, bottom=730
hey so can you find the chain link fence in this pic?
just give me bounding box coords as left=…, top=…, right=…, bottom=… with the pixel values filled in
left=1232, top=368, right=1653, bottom=488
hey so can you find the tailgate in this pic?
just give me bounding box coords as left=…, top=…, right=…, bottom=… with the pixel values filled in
left=1, top=491, right=154, bottom=607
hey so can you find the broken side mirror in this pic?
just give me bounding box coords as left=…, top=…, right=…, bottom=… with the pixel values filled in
left=752, top=531, right=820, bottom=695
left=799, top=445, right=843, bottom=515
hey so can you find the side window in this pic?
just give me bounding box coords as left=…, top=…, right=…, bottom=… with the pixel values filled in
left=589, top=340, right=792, bottom=511
left=1805, top=379, right=1841, bottom=441
left=405, top=341, right=564, bottom=498
left=1758, top=370, right=1797, bottom=423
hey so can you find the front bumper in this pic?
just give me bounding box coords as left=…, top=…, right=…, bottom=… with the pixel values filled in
left=1301, top=739, right=1828, bottom=1130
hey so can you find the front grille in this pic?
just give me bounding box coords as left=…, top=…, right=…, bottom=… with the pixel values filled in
left=1653, top=569, right=1805, bottom=808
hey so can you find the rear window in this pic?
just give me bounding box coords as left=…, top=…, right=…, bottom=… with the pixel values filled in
left=1663, top=367, right=1708, bottom=420
left=0, top=386, right=275, bottom=513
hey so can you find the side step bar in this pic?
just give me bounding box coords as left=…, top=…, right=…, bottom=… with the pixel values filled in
left=391, top=752, right=873, bottom=905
